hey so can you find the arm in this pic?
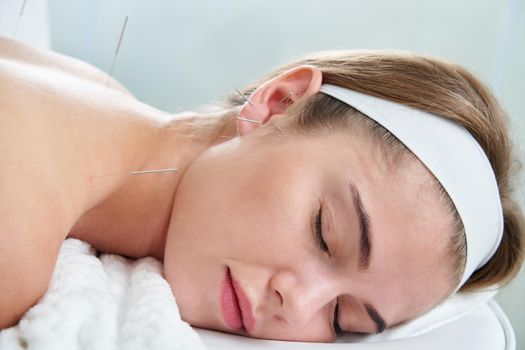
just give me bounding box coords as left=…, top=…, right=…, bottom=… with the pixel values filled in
left=0, top=164, right=77, bottom=329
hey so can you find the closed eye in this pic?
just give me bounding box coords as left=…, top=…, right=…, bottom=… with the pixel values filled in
left=333, top=299, right=344, bottom=337
left=313, top=205, right=343, bottom=337
left=314, top=206, right=329, bottom=253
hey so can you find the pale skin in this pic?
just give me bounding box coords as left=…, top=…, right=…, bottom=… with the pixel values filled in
left=0, top=37, right=455, bottom=341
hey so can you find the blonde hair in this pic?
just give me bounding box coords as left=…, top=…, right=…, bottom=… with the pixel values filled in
left=182, top=49, right=524, bottom=294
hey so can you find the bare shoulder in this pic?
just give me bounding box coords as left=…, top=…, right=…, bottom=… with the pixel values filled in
left=0, top=37, right=165, bottom=218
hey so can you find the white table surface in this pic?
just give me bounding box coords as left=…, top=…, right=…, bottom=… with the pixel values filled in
left=194, top=300, right=514, bottom=350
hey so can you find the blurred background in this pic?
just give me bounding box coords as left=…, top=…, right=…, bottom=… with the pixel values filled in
left=1, top=0, right=524, bottom=347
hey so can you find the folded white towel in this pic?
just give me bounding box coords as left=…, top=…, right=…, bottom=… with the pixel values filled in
left=0, top=238, right=206, bottom=350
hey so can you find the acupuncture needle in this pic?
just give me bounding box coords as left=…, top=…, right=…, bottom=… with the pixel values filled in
left=12, top=0, right=28, bottom=39
left=106, top=15, right=129, bottom=87
left=89, top=167, right=179, bottom=180
left=234, top=89, right=285, bottom=133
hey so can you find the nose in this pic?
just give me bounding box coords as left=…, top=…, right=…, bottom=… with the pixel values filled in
left=269, top=268, right=337, bottom=326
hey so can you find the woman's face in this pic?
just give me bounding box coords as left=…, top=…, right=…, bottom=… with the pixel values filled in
left=163, top=119, right=455, bottom=342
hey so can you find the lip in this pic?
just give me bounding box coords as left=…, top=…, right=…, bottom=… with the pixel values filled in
left=220, top=266, right=255, bottom=333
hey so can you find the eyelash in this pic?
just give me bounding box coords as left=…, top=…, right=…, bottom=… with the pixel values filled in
left=314, top=207, right=344, bottom=337
left=333, top=302, right=344, bottom=337
left=314, top=207, right=329, bottom=253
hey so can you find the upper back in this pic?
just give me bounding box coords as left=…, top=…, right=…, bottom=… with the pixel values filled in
left=0, top=35, right=133, bottom=95
left=0, top=36, right=163, bottom=220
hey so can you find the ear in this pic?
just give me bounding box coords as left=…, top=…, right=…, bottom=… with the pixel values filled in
left=237, top=65, right=323, bottom=136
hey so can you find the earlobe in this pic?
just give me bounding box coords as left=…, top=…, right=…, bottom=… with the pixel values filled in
left=236, top=114, right=285, bottom=137
left=236, top=114, right=264, bottom=136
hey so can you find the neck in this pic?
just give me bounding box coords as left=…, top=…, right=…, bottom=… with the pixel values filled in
left=144, top=110, right=238, bottom=260
left=70, top=106, right=238, bottom=261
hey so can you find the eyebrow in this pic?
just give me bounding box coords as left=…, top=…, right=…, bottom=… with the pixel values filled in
left=349, top=182, right=371, bottom=270
left=349, top=181, right=387, bottom=334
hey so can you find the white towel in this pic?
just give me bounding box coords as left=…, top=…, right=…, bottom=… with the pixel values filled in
left=0, top=238, right=206, bottom=350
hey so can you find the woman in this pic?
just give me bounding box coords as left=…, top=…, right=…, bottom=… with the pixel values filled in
left=0, top=36, right=523, bottom=342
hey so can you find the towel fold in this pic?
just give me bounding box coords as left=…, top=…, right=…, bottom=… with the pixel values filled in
left=0, top=238, right=206, bottom=350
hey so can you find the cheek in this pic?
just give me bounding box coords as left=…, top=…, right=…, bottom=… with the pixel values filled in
left=166, top=170, right=321, bottom=276
left=179, top=168, right=314, bottom=260
left=163, top=145, right=326, bottom=311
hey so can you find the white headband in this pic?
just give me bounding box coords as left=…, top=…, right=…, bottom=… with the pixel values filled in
left=319, top=84, right=504, bottom=292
